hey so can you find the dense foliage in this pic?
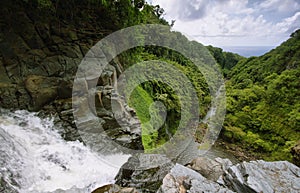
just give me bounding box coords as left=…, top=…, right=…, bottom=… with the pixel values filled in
left=124, top=49, right=212, bottom=149
left=21, top=0, right=168, bottom=30
left=15, top=0, right=299, bottom=161
left=223, top=30, right=300, bottom=161
left=206, top=45, right=244, bottom=76
left=116, top=27, right=217, bottom=150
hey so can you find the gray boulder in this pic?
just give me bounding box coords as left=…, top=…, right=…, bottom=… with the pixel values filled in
left=187, top=157, right=233, bottom=181
left=159, top=157, right=300, bottom=193
left=220, top=160, right=300, bottom=193
left=91, top=184, right=139, bottom=193
left=115, top=154, right=174, bottom=193
left=158, top=164, right=234, bottom=193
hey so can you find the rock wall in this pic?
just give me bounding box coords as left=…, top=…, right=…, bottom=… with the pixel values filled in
left=0, top=1, right=143, bottom=149
left=0, top=1, right=91, bottom=110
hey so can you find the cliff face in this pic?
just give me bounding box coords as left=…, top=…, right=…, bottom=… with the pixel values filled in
left=0, top=2, right=299, bottom=193
left=0, top=1, right=107, bottom=110
left=0, top=0, right=145, bottom=150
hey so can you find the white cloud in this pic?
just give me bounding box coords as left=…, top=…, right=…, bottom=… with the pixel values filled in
left=213, top=0, right=254, bottom=15
left=151, top=0, right=209, bottom=21
left=149, top=0, right=300, bottom=46
left=276, top=12, right=300, bottom=34
left=258, top=0, right=300, bottom=13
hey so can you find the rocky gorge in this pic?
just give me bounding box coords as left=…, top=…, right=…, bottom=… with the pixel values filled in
left=91, top=156, right=300, bottom=193
left=0, top=0, right=299, bottom=193
left=0, top=0, right=143, bottom=148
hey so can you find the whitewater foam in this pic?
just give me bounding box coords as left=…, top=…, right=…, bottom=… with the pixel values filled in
left=0, top=109, right=130, bottom=193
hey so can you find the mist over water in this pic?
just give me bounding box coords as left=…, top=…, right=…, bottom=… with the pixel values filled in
left=0, top=109, right=130, bottom=193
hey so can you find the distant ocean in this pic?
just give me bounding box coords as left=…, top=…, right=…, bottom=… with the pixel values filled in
left=222, top=46, right=276, bottom=57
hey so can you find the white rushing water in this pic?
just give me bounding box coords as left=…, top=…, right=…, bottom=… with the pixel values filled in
left=0, top=109, right=130, bottom=193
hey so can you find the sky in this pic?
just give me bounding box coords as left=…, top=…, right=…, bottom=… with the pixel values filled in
left=146, top=0, right=300, bottom=48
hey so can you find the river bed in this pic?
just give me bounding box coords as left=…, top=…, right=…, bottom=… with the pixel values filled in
left=0, top=108, right=238, bottom=193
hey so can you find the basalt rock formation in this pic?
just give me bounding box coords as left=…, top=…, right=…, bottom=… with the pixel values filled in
left=0, top=0, right=143, bottom=149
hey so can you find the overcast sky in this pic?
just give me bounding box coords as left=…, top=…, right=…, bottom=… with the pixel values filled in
left=146, top=0, right=300, bottom=47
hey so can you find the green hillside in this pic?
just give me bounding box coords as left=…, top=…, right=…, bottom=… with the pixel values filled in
left=222, top=30, right=300, bottom=161
left=206, top=45, right=244, bottom=76
left=1, top=0, right=298, bottom=163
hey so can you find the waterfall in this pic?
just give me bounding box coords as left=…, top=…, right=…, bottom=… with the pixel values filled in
left=0, top=109, right=130, bottom=193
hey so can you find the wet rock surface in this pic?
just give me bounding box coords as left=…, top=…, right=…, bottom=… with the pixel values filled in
left=115, top=154, right=174, bottom=193
left=158, top=157, right=300, bottom=193
left=91, top=184, right=139, bottom=193
left=158, top=164, right=234, bottom=193
left=0, top=0, right=144, bottom=153
left=0, top=2, right=299, bottom=193
left=187, top=157, right=233, bottom=181
left=0, top=177, right=19, bottom=193
left=220, top=160, right=300, bottom=193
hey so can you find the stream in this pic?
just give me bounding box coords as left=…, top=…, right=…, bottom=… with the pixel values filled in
left=0, top=109, right=130, bottom=193
left=0, top=95, right=234, bottom=193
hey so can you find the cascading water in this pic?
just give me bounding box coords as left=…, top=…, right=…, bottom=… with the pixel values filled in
left=0, top=109, right=130, bottom=193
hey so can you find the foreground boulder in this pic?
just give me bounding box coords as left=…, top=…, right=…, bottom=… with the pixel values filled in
left=158, top=164, right=234, bottom=193
left=187, top=157, right=233, bottom=181
left=91, top=184, right=139, bottom=193
left=159, top=157, right=300, bottom=193
left=115, top=155, right=174, bottom=193
left=220, top=160, right=300, bottom=193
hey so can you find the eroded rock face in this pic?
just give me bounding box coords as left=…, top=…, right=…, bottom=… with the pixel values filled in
left=24, top=75, right=71, bottom=111
left=0, top=58, right=31, bottom=109
left=158, top=157, right=300, bottom=193
left=91, top=184, right=121, bottom=193
left=115, top=155, right=174, bottom=193
left=0, top=177, right=19, bottom=193
left=158, top=164, right=234, bottom=193
left=73, top=80, right=143, bottom=151
left=0, top=1, right=144, bottom=152
left=0, top=1, right=87, bottom=111
left=187, top=157, right=233, bottom=181
left=91, top=184, right=139, bottom=193
left=220, top=160, right=300, bottom=193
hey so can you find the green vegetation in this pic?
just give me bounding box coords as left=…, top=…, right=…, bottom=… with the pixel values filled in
left=128, top=85, right=157, bottom=149
left=125, top=52, right=211, bottom=149
left=117, top=28, right=217, bottom=150
left=206, top=45, right=244, bottom=76
left=21, top=0, right=299, bottom=161
left=222, top=29, right=300, bottom=161
left=121, top=27, right=300, bottom=161
left=21, top=0, right=168, bottom=30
